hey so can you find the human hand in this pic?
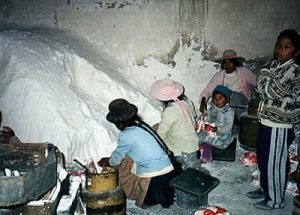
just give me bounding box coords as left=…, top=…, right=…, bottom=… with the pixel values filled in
left=97, top=157, right=111, bottom=168
left=0, top=126, right=15, bottom=144
left=205, top=124, right=217, bottom=132
left=152, top=123, right=159, bottom=131
left=199, top=97, right=207, bottom=113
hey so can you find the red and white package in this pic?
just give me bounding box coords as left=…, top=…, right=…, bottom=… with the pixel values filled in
left=193, top=206, right=230, bottom=215
left=239, top=152, right=257, bottom=166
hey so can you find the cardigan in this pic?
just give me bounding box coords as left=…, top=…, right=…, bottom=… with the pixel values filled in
left=199, top=67, right=257, bottom=104
left=257, top=58, right=300, bottom=132
left=157, top=99, right=199, bottom=156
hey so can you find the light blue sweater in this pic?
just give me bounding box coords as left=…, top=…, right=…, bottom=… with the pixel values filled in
left=109, top=125, right=172, bottom=176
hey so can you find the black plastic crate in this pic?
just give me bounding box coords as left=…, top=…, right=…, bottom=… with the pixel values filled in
left=212, top=138, right=237, bottom=162
left=170, top=168, right=220, bottom=210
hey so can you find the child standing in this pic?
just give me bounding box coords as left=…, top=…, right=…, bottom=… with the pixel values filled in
left=197, top=85, right=235, bottom=163
left=150, top=77, right=200, bottom=169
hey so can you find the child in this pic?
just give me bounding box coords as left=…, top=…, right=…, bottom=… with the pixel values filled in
left=247, top=29, right=300, bottom=210
left=197, top=85, right=235, bottom=163
left=150, top=77, right=200, bottom=169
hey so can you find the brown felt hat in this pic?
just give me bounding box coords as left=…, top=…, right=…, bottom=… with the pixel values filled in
left=106, top=99, right=138, bottom=123
left=214, top=49, right=245, bottom=63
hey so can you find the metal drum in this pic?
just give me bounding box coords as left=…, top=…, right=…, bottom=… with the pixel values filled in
left=239, top=112, right=259, bottom=151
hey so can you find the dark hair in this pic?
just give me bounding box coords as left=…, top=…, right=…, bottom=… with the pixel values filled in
left=162, top=93, right=187, bottom=108
left=221, top=58, right=243, bottom=69
left=277, top=29, right=300, bottom=50
left=114, top=114, right=157, bottom=135
left=274, top=29, right=300, bottom=61
left=113, top=114, right=141, bottom=131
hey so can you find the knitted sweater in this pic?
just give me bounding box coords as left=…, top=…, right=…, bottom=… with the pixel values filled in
left=257, top=58, right=300, bottom=136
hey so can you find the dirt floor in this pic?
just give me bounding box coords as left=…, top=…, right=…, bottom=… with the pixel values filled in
left=127, top=143, right=294, bottom=215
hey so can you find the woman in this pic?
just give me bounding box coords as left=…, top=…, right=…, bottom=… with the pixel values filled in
left=246, top=29, right=300, bottom=210
left=199, top=49, right=257, bottom=120
left=150, top=77, right=200, bottom=169
left=98, top=98, right=175, bottom=208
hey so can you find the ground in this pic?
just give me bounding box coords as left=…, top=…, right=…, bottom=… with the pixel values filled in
left=126, top=145, right=294, bottom=215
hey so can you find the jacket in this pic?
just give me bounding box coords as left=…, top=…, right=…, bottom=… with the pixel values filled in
left=198, top=103, right=235, bottom=149
left=157, top=99, right=199, bottom=156
left=257, top=58, right=300, bottom=132
left=109, top=125, right=173, bottom=177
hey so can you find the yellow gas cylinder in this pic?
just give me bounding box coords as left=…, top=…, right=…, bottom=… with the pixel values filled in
left=85, top=167, right=118, bottom=194
left=81, top=167, right=126, bottom=215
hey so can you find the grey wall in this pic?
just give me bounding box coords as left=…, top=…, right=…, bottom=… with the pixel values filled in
left=204, top=0, right=300, bottom=59
left=0, top=0, right=299, bottom=62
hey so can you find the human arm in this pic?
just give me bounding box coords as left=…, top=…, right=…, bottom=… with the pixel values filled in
left=106, top=134, right=132, bottom=166
left=199, top=97, right=207, bottom=113
left=199, top=72, right=223, bottom=111
left=244, top=67, right=257, bottom=87
left=156, top=107, right=174, bottom=147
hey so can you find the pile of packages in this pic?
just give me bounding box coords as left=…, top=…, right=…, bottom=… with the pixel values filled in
left=193, top=205, right=230, bottom=215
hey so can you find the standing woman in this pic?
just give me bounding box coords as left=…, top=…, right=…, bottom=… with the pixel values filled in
left=247, top=29, right=300, bottom=210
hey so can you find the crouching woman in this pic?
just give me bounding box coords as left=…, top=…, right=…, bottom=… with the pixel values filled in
left=98, top=99, right=175, bottom=208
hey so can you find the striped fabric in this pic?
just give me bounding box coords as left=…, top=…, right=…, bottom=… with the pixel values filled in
left=256, top=124, right=294, bottom=208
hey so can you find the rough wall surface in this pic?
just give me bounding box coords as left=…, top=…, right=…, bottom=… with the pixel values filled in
left=0, top=0, right=299, bottom=62
left=205, top=0, right=300, bottom=59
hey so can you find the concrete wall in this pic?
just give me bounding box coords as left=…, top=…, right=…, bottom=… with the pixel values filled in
left=205, top=0, right=300, bottom=59
left=0, top=0, right=299, bottom=62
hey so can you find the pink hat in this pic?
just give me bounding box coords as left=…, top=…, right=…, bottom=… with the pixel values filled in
left=150, top=77, right=184, bottom=101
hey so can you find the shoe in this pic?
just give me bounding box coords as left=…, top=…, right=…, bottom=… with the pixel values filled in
left=294, top=195, right=300, bottom=208
left=200, top=142, right=212, bottom=163
left=253, top=200, right=273, bottom=210
left=293, top=206, right=300, bottom=215
left=246, top=188, right=264, bottom=199
left=290, top=170, right=300, bottom=183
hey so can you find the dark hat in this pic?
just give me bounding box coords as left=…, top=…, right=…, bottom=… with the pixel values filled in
left=213, top=85, right=232, bottom=101
left=214, top=49, right=245, bottom=63
left=106, top=99, right=138, bottom=123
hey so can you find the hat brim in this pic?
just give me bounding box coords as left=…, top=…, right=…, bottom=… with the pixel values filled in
left=214, top=56, right=245, bottom=63
left=150, top=81, right=184, bottom=101
left=106, top=104, right=138, bottom=123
